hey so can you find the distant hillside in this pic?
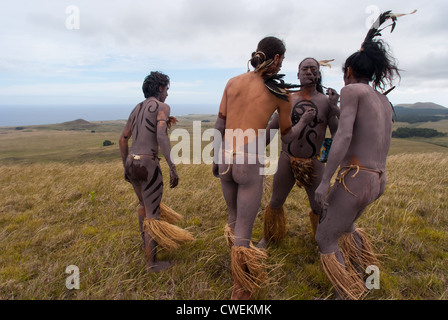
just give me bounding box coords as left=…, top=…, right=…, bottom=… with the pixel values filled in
left=393, top=102, right=448, bottom=124
left=395, top=102, right=447, bottom=110
left=63, top=119, right=91, bottom=126
left=29, top=119, right=100, bottom=131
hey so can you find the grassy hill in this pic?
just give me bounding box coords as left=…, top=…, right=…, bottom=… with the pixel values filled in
left=0, top=155, right=447, bottom=300
left=1, top=115, right=447, bottom=165
left=393, top=102, right=448, bottom=124
left=395, top=102, right=447, bottom=110
left=0, top=115, right=447, bottom=300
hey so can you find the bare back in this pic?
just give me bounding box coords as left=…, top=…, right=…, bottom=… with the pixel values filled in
left=340, top=83, right=393, bottom=171
left=219, top=71, right=292, bottom=153
left=128, top=97, right=168, bottom=156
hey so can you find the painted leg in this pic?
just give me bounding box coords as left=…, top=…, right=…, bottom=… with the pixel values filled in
left=144, top=232, right=172, bottom=272
left=305, top=158, right=325, bottom=238
left=315, top=179, right=370, bottom=299
left=219, top=164, right=238, bottom=249
left=230, top=162, right=266, bottom=299
left=258, top=152, right=295, bottom=248
left=138, top=205, right=145, bottom=250
left=141, top=159, right=172, bottom=271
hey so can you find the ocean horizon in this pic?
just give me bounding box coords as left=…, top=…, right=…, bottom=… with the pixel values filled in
left=0, top=104, right=218, bottom=127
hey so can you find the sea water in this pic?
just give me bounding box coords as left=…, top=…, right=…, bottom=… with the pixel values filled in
left=0, top=104, right=217, bottom=127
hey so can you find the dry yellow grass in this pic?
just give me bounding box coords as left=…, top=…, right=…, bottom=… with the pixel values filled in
left=1, top=152, right=447, bottom=300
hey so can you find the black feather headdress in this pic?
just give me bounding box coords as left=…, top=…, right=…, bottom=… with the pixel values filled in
left=264, top=74, right=302, bottom=102
left=362, top=9, right=417, bottom=50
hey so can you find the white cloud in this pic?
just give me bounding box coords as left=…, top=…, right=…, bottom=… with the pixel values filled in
left=0, top=0, right=447, bottom=108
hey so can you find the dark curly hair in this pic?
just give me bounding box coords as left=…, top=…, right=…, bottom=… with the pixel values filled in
left=142, top=71, right=170, bottom=99
left=343, top=39, right=400, bottom=91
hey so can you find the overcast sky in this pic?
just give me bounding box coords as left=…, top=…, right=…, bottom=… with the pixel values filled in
left=0, top=0, right=447, bottom=116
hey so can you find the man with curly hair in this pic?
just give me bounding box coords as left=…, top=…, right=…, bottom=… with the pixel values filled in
left=120, top=71, right=193, bottom=273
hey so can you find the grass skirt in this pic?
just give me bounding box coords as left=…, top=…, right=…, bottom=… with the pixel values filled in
left=160, top=202, right=183, bottom=224
left=320, top=252, right=367, bottom=300
left=340, top=228, right=380, bottom=272
left=231, top=246, right=269, bottom=296
left=143, top=218, right=194, bottom=251
left=224, top=224, right=234, bottom=248
left=290, top=156, right=314, bottom=188
left=309, top=210, right=319, bottom=238
left=320, top=229, right=380, bottom=299
left=263, top=204, right=287, bottom=243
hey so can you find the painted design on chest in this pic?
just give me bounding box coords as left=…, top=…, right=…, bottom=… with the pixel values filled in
left=288, top=100, right=321, bottom=158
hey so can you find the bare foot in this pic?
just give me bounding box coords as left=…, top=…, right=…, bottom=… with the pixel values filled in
left=147, top=260, right=173, bottom=273
left=231, top=281, right=251, bottom=300
left=256, top=237, right=268, bottom=249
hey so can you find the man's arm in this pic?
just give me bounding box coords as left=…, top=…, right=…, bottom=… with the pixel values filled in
left=265, top=113, right=279, bottom=147
left=157, top=103, right=178, bottom=188
left=212, top=84, right=228, bottom=177
left=328, top=115, right=339, bottom=138
left=315, top=85, right=359, bottom=206
left=119, top=119, right=132, bottom=166
left=278, top=96, right=316, bottom=144
left=327, top=88, right=340, bottom=138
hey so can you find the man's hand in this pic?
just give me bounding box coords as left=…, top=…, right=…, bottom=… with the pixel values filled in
left=326, top=88, right=340, bottom=106
left=300, top=108, right=317, bottom=124
left=169, top=167, right=179, bottom=188
left=315, top=179, right=331, bottom=208
left=167, top=116, right=178, bottom=129
left=212, top=163, right=219, bottom=177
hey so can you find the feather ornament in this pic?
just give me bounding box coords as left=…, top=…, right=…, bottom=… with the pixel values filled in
left=318, top=59, right=335, bottom=68
left=362, top=9, right=417, bottom=49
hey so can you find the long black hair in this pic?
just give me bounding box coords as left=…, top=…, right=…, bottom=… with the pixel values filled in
left=142, top=71, right=170, bottom=98
left=343, top=10, right=404, bottom=91
left=343, top=40, right=400, bottom=91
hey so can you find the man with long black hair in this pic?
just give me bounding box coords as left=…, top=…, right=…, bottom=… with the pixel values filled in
left=314, top=10, right=415, bottom=299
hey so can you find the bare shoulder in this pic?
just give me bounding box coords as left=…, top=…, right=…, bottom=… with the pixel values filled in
left=222, top=73, right=244, bottom=97
left=315, top=91, right=329, bottom=104
left=157, top=101, right=171, bottom=120
left=226, top=73, right=247, bottom=87
left=341, top=83, right=373, bottom=97
left=290, top=91, right=302, bottom=104
left=160, top=101, right=171, bottom=111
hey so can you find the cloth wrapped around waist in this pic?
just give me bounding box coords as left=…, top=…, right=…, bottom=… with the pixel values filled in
left=288, top=153, right=314, bottom=188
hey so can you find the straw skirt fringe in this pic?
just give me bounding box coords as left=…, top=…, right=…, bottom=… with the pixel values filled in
left=309, top=210, right=319, bottom=238
left=142, top=218, right=194, bottom=251
left=263, top=204, right=287, bottom=242
left=224, top=224, right=234, bottom=248
left=320, top=252, right=367, bottom=300
left=160, top=202, right=183, bottom=224
left=339, top=228, right=380, bottom=271
left=231, top=246, right=269, bottom=295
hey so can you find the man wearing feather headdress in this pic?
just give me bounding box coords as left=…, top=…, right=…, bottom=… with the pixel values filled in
left=257, top=57, right=340, bottom=249
left=212, top=36, right=313, bottom=299
left=314, top=10, right=416, bottom=299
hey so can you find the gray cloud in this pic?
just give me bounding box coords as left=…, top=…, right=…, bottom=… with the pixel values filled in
left=0, top=0, right=447, bottom=106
